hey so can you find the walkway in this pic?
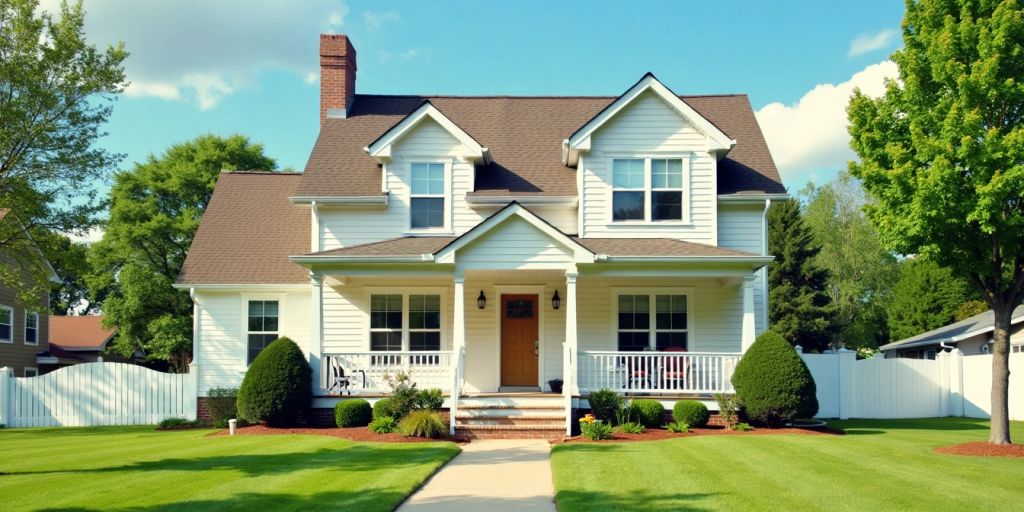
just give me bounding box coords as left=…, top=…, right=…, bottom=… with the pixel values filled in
left=398, top=439, right=557, bottom=511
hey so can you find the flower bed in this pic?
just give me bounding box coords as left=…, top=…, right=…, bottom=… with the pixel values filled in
left=210, top=424, right=469, bottom=443
left=934, top=442, right=1024, bottom=458
left=554, top=424, right=843, bottom=444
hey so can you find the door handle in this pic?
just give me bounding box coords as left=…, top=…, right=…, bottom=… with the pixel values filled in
left=534, top=340, right=539, bottom=357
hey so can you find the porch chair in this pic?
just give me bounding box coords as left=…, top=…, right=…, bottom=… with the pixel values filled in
left=327, top=360, right=366, bottom=395
left=659, top=346, right=690, bottom=391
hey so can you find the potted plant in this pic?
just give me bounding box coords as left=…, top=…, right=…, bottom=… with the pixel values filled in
left=548, top=378, right=563, bottom=394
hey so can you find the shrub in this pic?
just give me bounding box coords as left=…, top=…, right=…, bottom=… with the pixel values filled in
left=629, top=399, right=665, bottom=428
left=587, top=389, right=622, bottom=424
left=673, top=400, right=710, bottom=428
left=236, top=337, right=312, bottom=427
left=578, top=414, right=614, bottom=440
left=714, top=393, right=741, bottom=428
left=205, top=387, right=239, bottom=428
left=369, top=416, right=398, bottom=434
left=384, top=371, right=419, bottom=420
left=732, top=422, right=754, bottom=431
left=666, top=420, right=690, bottom=433
left=398, top=410, right=447, bottom=438
left=334, top=399, right=372, bottom=428
left=158, top=417, right=197, bottom=429
left=373, top=398, right=396, bottom=420
left=416, top=388, right=444, bottom=411
left=731, top=331, right=818, bottom=427
left=615, top=421, right=646, bottom=434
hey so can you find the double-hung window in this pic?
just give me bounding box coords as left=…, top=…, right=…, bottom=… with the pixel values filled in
left=370, top=292, right=443, bottom=364
left=0, top=306, right=12, bottom=343
left=615, top=292, right=689, bottom=351
left=370, top=294, right=403, bottom=364
left=611, top=157, right=686, bottom=222
left=410, top=163, right=445, bottom=229
left=24, top=311, right=38, bottom=345
left=247, top=300, right=279, bottom=364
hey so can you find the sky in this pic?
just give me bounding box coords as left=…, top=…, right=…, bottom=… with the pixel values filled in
left=42, top=0, right=905, bottom=240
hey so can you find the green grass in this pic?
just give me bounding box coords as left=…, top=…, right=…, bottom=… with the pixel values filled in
left=551, top=418, right=1024, bottom=512
left=0, top=426, right=459, bottom=512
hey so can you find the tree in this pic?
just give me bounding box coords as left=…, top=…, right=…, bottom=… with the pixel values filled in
left=801, top=172, right=899, bottom=350
left=32, top=229, right=102, bottom=315
left=848, top=0, right=1024, bottom=444
left=0, top=0, right=127, bottom=306
left=767, top=199, right=836, bottom=352
left=90, top=134, right=275, bottom=371
left=887, top=257, right=977, bottom=340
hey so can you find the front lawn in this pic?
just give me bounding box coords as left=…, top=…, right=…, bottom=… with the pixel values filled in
left=552, top=418, right=1024, bottom=511
left=0, top=426, right=459, bottom=511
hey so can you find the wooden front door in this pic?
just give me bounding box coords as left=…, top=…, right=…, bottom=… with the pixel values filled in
left=500, top=294, right=539, bottom=386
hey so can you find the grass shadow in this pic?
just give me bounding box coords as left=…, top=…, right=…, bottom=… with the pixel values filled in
left=36, top=488, right=407, bottom=512
left=555, top=489, right=721, bottom=512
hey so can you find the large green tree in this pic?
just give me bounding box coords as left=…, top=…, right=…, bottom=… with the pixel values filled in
left=0, top=0, right=127, bottom=306
left=32, top=229, right=101, bottom=315
left=887, top=257, right=977, bottom=341
left=848, top=0, right=1024, bottom=444
left=768, top=199, right=836, bottom=352
left=90, top=135, right=276, bottom=371
left=801, top=172, right=899, bottom=351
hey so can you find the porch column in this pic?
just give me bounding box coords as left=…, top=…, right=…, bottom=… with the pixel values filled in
left=452, top=277, right=466, bottom=384
left=741, top=276, right=756, bottom=353
left=310, top=273, right=324, bottom=395
left=565, top=272, right=578, bottom=394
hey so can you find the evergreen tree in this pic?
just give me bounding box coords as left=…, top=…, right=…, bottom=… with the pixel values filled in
left=768, top=199, right=835, bottom=352
left=887, top=257, right=977, bottom=341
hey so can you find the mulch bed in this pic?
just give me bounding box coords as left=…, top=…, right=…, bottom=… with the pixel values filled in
left=207, top=424, right=468, bottom=443
left=934, top=442, right=1024, bottom=458
left=553, top=425, right=844, bottom=444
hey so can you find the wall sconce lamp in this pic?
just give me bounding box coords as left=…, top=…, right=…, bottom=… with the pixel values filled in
left=477, top=290, right=487, bottom=310
left=552, top=290, right=561, bottom=310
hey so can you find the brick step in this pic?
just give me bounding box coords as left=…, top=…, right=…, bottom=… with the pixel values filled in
left=457, top=403, right=564, bottom=410
left=455, top=426, right=566, bottom=440
left=457, top=417, right=566, bottom=427
left=455, top=409, right=566, bottom=419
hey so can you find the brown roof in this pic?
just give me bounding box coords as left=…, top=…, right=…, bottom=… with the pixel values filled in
left=177, top=172, right=310, bottom=285
left=308, top=237, right=457, bottom=256
left=49, top=316, right=116, bottom=350
left=296, top=94, right=784, bottom=198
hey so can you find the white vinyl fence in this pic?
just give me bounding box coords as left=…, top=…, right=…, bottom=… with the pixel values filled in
left=801, top=349, right=1023, bottom=421
left=0, top=362, right=197, bottom=428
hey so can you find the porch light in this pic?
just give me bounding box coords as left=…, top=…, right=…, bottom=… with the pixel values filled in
left=551, top=290, right=561, bottom=310
left=477, top=290, right=487, bottom=310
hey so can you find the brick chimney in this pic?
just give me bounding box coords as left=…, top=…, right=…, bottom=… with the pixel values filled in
left=320, top=34, right=356, bottom=125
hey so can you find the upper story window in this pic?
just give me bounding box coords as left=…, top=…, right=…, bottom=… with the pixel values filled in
left=0, top=305, right=12, bottom=343
left=247, top=300, right=279, bottom=364
left=611, top=157, right=686, bottom=223
left=24, top=311, right=39, bottom=345
left=410, top=163, right=445, bottom=229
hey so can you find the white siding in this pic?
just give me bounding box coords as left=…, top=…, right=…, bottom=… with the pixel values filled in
left=456, top=217, right=576, bottom=272
left=718, top=203, right=768, bottom=334
left=580, top=90, right=717, bottom=243
left=195, top=289, right=310, bottom=395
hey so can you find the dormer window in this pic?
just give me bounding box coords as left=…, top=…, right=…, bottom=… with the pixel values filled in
left=611, top=157, right=687, bottom=223
left=410, top=162, right=445, bottom=229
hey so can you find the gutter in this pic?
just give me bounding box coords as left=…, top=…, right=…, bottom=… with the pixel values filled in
left=290, top=195, right=389, bottom=206
left=718, top=193, right=790, bottom=204
left=289, top=254, right=436, bottom=264
left=464, top=195, right=579, bottom=207
left=599, top=255, right=774, bottom=265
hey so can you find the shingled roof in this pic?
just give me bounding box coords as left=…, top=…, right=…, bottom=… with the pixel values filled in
left=296, top=93, right=784, bottom=198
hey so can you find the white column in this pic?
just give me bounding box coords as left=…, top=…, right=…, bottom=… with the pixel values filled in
left=741, top=276, right=756, bottom=353
left=310, top=273, right=324, bottom=395
left=452, top=277, right=465, bottom=380
left=565, top=272, right=578, bottom=395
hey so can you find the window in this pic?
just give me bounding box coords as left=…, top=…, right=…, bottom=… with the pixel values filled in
left=370, top=294, right=403, bottom=353
left=410, top=163, right=445, bottom=229
left=247, top=300, right=279, bottom=364
left=24, top=311, right=38, bottom=345
left=408, top=295, right=441, bottom=352
left=24, top=367, right=38, bottom=378
left=369, top=292, right=444, bottom=363
left=611, top=157, right=687, bottom=222
left=1012, top=344, right=1023, bottom=354
left=615, top=292, right=689, bottom=351
left=0, top=306, right=11, bottom=343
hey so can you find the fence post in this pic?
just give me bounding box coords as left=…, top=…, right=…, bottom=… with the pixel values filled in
left=936, top=350, right=951, bottom=417
left=187, top=361, right=200, bottom=421
left=948, top=349, right=965, bottom=417
left=837, top=349, right=856, bottom=420
left=0, top=367, right=11, bottom=427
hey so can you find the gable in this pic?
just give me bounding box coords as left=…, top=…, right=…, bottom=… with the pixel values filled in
left=456, top=216, right=577, bottom=270
left=392, top=117, right=463, bottom=157
left=592, top=90, right=706, bottom=152
left=365, top=101, right=489, bottom=163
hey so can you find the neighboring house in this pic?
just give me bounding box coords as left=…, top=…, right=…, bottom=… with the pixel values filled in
left=880, top=305, right=1024, bottom=359
left=176, top=35, right=786, bottom=432
left=0, top=209, right=56, bottom=378
left=45, top=315, right=122, bottom=370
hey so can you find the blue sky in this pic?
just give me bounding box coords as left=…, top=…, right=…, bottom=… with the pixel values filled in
left=52, top=0, right=904, bottom=222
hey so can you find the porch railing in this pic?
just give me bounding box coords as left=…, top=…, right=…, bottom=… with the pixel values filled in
left=577, top=351, right=741, bottom=395
left=322, top=351, right=454, bottom=394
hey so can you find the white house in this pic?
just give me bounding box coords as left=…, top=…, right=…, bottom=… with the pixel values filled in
left=175, top=34, right=787, bottom=436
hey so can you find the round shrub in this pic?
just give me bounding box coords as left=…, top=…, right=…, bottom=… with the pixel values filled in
left=236, top=337, right=312, bottom=427
left=672, top=400, right=710, bottom=428
left=629, top=399, right=665, bottom=428
left=398, top=410, right=446, bottom=438
left=334, top=399, right=372, bottom=427
left=731, top=331, right=818, bottom=427
left=587, top=389, right=622, bottom=423
left=373, top=398, right=396, bottom=420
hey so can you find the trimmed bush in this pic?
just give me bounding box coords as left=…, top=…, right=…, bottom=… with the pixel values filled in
left=666, top=420, right=689, bottom=433
left=587, top=389, right=622, bottom=423
left=205, top=387, right=239, bottom=428
left=373, top=398, right=396, bottom=420
left=416, top=388, right=444, bottom=411
left=334, top=399, right=372, bottom=427
left=731, top=331, right=818, bottom=427
left=398, top=410, right=446, bottom=438
left=236, top=337, right=312, bottom=427
left=629, top=399, right=665, bottom=428
left=369, top=416, right=398, bottom=434
left=673, top=400, right=710, bottom=428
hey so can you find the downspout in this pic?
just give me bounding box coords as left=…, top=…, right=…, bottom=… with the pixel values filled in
left=190, top=287, right=200, bottom=365
left=761, top=199, right=771, bottom=330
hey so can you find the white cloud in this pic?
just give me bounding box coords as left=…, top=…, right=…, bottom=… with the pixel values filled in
left=848, top=29, right=897, bottom=57
left=755, top=61, right=899, bottom=183
left=364, top=11, right=399, bottom=30
left=65, top=226, right=105, bottom=245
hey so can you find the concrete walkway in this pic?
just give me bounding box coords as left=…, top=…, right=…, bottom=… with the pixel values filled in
left=398, top=440, right=557, bottom=511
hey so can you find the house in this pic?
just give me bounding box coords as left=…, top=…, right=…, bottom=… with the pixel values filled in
left=880, top=304, right=1024, bottom=359
left=0, top=209, right=56, bottom=378
left=176, top=34, right=786, bottom=435
left=45, top=315, right=122, bottom=369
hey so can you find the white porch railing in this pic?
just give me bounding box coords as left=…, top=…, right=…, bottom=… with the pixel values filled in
left=322, top=351, right=454, bottom=394
left=577, top=351, right=741, bottom=395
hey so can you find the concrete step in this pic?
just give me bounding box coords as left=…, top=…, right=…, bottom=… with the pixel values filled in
left=456, top=409, right=566, bottom=419
left=454, top=426, right=566, bottom=440
left=458, top=397, right=565, bottom=409
left=457, top=417, right=566, bottom=427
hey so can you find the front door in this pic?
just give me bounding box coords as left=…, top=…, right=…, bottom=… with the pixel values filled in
left=500, top=294, right=539, bottom=386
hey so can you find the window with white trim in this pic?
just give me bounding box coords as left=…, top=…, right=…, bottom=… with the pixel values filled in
left=616, top=293, right=689, bottom=351
left=370, top=292, right=443, bottom=364
left=24, top=367, right=38, bottom=378
left=24, top=311, right=39, bottom=345
left=0, top=305, right=12, bottom=343
left=246, top=300, right=279, bottom=364
left=611, top=157, right=686, bottom=222
left=1012, top=344, right=1023, bottom=354
left=410, top=163, right=445, bottom=229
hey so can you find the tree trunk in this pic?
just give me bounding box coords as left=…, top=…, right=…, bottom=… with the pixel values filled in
left=989, top=303, right=1013, bottom=445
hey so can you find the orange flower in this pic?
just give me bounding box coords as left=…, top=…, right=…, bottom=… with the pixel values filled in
left=579, top=414, right=596, bottom=424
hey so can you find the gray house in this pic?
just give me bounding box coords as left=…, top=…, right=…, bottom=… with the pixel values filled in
left=880, top=304, right=1024, bottom=359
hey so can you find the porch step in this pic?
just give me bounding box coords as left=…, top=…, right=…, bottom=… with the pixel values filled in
left=452, top=395, right=567, bottom=439
left=456, top=409, right=566, bottom=419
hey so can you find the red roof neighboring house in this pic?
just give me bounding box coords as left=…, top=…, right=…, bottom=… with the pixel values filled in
left=48, top=316, right=117, bottom=362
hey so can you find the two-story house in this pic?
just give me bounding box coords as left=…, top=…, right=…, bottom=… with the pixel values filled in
left=0, top=209, right=56, bottom=377
left=176, top=35, right=787, bottom=436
